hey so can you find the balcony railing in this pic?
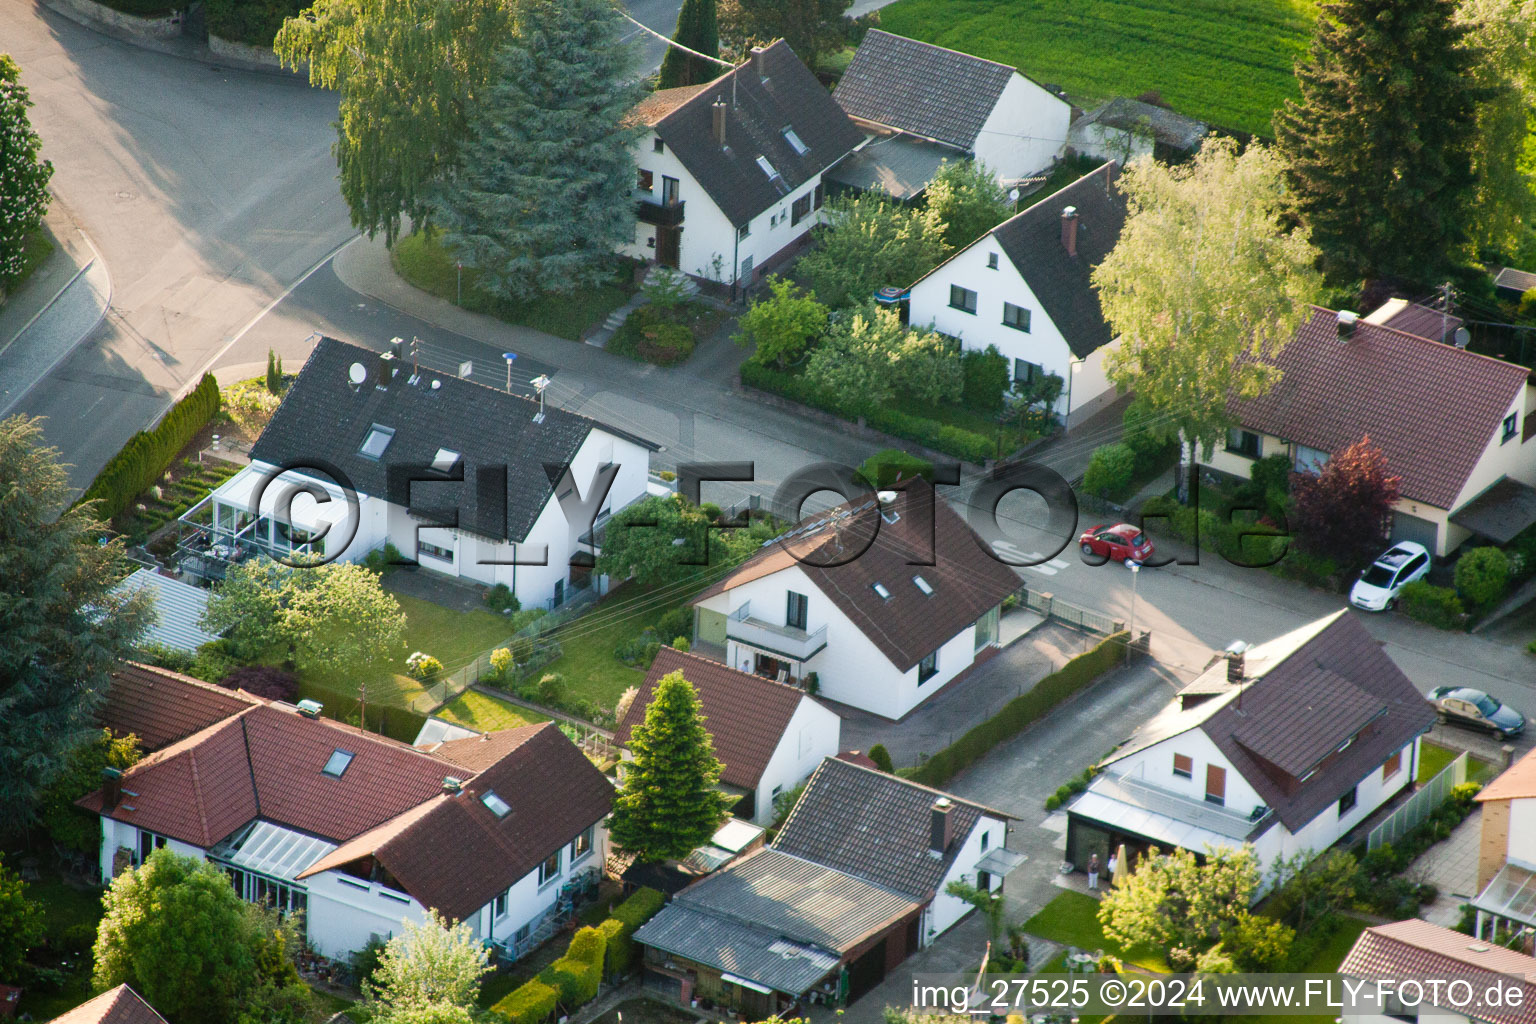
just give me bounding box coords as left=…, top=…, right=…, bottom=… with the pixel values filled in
left=635, top=197, right=685, bottom=227
left=1090, top=766, right=1269, bottom=840
left=726, top=602, right=828, bottom=662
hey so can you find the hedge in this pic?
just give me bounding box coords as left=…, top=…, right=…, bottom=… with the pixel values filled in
left=908, top=631, right=1129, bottom=787
left=205, top=0, right=305, bottom=46
left=1399, top=580, right=1466, bottom=630
left=79, top=373, right=220, bottom=522
left=601, top=886, right=665, bottom=977
left=596, top=917, right=627, bottom=977
left=543, top=953, right=601, bottom=1008
left=492, top=978, right=558, bottom=1024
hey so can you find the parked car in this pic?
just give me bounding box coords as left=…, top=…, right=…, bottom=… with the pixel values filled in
left=1348, top=542, right=1431, bottom=611
left=1426, top=686, right=1526, bottom=739
left=1079, top=523, right=1154, bottom=563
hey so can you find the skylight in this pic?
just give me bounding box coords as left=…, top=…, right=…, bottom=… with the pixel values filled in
left=782, top=127, right=808, bottom=155
left=432, top=447, right=461, bottom=473
left=481, top=791, right=511, bottom=817
left=322, top=749, right=354, bottom=777
left=756, top=155, right=781, bottom=181
left=872, top=582, right=891, bottom=600
left=913, top=575, right=934, bottom=596
left=359, top=424, right=395, bottom=459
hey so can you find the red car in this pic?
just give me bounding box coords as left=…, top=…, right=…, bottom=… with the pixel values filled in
left=1079, top=523, right=1154, bottom=562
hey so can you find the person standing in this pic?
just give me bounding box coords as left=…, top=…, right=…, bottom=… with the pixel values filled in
left=1107, top=851, right=1118, bottom=884
left=1087, top=852, right=1100, bottom=890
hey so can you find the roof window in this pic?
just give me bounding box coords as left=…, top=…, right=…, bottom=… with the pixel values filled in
left=359, top=424, right=395, bottom=459
left=872, top=582, right=891, bottom=600
left=322, top=749, right=355, bottom=777
left=756, top=155, right=780, bottom=179
left=913, top=575, right=934, bottom=596
left=432, top=447, right=461, bottom=473
left=481, top=791, right=511, bottom=817
left=782, top=127, right=809, bottom=155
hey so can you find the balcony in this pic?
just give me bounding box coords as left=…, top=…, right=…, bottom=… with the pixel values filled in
left=635, top=197, right=685, bottom=227
left=726, top=602, right=828, bottom=662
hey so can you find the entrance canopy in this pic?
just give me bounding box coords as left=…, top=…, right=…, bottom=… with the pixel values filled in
left=1452, top=477, right=1536, bottom=544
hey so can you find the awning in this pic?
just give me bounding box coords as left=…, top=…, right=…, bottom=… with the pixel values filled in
left=1451, top=477, right=1536, bottom=543
left=1473, top=861, right=1536, bottom=928
left=722, top=973, right=774, bottom=995
left=975, top=847, right=1027, bottom=876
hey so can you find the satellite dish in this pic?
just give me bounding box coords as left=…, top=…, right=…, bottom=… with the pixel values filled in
left=430, top=379, right=442, bottom=390
left=1008, top=188, right=1020, bottom=202
left=1454, top=327, right=1471, bottom=349
left=347, top=362, right=367, bottom=386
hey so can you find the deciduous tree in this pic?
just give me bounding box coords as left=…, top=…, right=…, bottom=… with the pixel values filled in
left=0, top=855, right=43, bottom=982
left=1098, top=847, right=1272, bottom=953
left=658, top=0, right=720, bottom=88
left=1094, top=139, right=1322, bottom=489
left=1289, top=437, right=1401, bottom=568
left=0, top=416, right=151, bottom=825
left=735, top=276, right=829, bottom=368
left=364, top=910, right=491, bottom=1019
left=596, top=494, right=768, bottom=587
left=609, top=672, right=732, bottom=861
left=798, top=192, right=950, bottom=309
left=1274, top=0, right=1489, bottom=284
left=718, top=0, right=849, bottom=69
left=1455, top=546, right=1511, bottom=609
left=0, top=55, right=53, bottom=292
left=926, top=159, right=1011, bottom=249
left=37, top=729, right=142, bottom=853
left=1454, top=0, right=1536, bottom=259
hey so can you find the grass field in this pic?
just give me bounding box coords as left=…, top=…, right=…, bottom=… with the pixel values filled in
left=876, top=0, right=1317, bottom=137
left=437, top=689, right=549, bottom=732
left=391, top=593, right=521, bottom=672
left=541, top=584, right=696, bottom=712
left=1021, top=890, right=1170, bottom=971
left=1418, top=739, right=1495, bottom=784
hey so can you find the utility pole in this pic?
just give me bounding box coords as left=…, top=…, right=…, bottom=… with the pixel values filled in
left=411, top=336, right=420, bottom=376
left=1441, top=281, right=1454, bottom=343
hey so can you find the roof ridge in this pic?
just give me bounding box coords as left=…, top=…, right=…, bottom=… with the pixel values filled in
left=123, top=661, right=263, bottom=703
left=1308, top=304, right=1533, bottom=374
left=864, top=29, right=1018, bottom=74
left=812, top=755, right=1016, bottom=820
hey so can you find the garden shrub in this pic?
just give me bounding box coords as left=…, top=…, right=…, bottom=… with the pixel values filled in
left=1083, top=443, right=1136, bottom=499
left=1121, top=400, right=1177, bottom=472
left=535, top=672, right=565, bottom=705
left=637, top=322, right=695, bottom=365
left=489, top=647, right=513, bottom=680
left=205, top=0, right=304, bottom=45
left=485, top=583, right=520, bottom=614
left=1044, top=793, right=1062, bottom=810
left=602, top=887, right=664, bottom=977
left=867, top=743, right=894, bottom=772
left=597, top=917, right=627, bottom=977
left=405, top=652, right=444, bottom=680
left=858, top=448, right=935, bottom=488
left=362, top=542, right=404, bottom=572
left=492, top=978, right=558, bottom=1024
left=960, top=347, right=1010, bottom=414
left=654, top=607, right=692, bottom=643
left=1454, top=546, right=1510, bottom=611
left=1399, top=581, right=1465, bottom=629
left=78, top=373, right=220, bottom=521
left=671, top=636, right=690, bottom=652
left=615, top=628, right=660, bottom=665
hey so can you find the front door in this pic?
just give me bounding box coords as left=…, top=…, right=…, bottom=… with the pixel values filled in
left=656, top=226, right=681, bottom=269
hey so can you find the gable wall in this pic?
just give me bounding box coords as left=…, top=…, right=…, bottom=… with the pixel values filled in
left=753, top=698, right=843, bottom=825
left=972, top=74, right=1070, bottom=179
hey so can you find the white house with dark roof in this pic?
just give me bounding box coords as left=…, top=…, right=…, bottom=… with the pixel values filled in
left=621, top=41, right=862, bottom=290
left=177, top=336, right=656, bottom=610
left=906, top=162, right=1127, bottom=423
left=1065, top=611, right=1435, bottom=889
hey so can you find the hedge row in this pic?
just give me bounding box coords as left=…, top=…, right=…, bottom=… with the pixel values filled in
left=740, top=361, right=994, bottom=464
left=605, top=885, right=665, bottom=976
left=79, top=373, right=220, bottom=522
left=907, top=631, right=1130, bottom=787
left=205, top=0, right=305, bottom=46
left=1398, top=580, right=1466, bottom=630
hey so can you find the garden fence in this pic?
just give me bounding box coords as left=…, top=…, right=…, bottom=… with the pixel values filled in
left=1368, top=750, right=1468, bottom=851
left=1021, top=586, right=1123, bottom=636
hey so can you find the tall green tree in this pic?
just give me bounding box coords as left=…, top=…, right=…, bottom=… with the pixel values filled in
left=735, top=275, right=829, bottom=368
left=609, top=672, right=732, bottom=861
left=429, top=0, right=641, bottom=300
left=1455, top=0, right=1536, bottom=259
left=926, top=159, right=1011, bottom=249
left=37, top=729, right=143, bottom=853
left=798, top=192, right=950, bottom=308
left=1274, top=0, right=1489, bottom=285
left=94, top=850, right=311, bottom=1024
left=0, top=416, right=151, bottom=825
left=364, top=910, right=491, bottom=1022
left=0, top=855, right=44, bottom=982
left=0, top=55, right=53, bottom=292
left=719, top=0, right=849, bottom=69
left=275, top=0, right=515, bottom=245
left=1093, top=139, right=1322, bottom=489
left=658, top=0, right=720, bottom=88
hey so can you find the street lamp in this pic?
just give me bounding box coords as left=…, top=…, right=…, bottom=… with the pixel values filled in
left=1125, top=559, right=1141, bottom=662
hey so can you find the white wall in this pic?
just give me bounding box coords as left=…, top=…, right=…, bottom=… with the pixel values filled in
left=95, top=818, right=207, bottom=883
left=1506, top=797, right=1536, bottom=869
left=973, top=75, right=1071, bottom=182
left=469, top=823, right=608, bottom=944
left=304, top=869, right=433, bottom=958
left=1117, top=730, right=1268, bottom=821
left=1067, top=120, right=1154, bottom=165
left=752, top=697, right=842, bottom=824
left=924, top=815, right=1010, bottom=943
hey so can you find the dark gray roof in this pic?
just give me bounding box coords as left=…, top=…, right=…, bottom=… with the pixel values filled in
left=635, top=903, right=840, bottom=995
left=983, top=162, right=1127, bottom=359
left=1076, top=98, right=1207, bottom=151
left=249, top=338, right=655, bottom=544
left=823, top=132, right=956, bottom=200
left=651, top=41, right=862, bottom=228
left=772, top=757, right=1012, bottom=899
left=1495, top=267, right=1536, bottom=295
left=1451, top=476, right=1536, bottom=544
left=834, top=30, right=1015, bottom=150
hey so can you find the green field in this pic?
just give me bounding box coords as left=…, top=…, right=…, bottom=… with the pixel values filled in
left=437, top=689, right=550, bottom=732
left=876, top=0, right=1318, bottom=137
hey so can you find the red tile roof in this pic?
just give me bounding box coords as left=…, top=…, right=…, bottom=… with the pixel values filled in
left=614, top=647, right=814, bottom=789
left=100, top=663, right=261, bottom=750
left=1232, top=306, right=1531, bottom=509
left=47, top=985, right=168, bottom=1024
left=1340, top=919, right=1536, bottom=1024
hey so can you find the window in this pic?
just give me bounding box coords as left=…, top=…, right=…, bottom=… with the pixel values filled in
left=515, top=923, right=531, bottom=943
left=782, top=126, right=809, bottom=155
left=949, top=285, right=977, bottom=314
left=1205, top=764, right=1226, bottom=806
left=980, top=830, right=989, bottom=851
left=1383, top=750, right=1403, bottom=780
left=1173, top=753, right=1193, bottom=779
left=1225, top=429, right=1261, bottom=458
left=738, top=220, right=750, bottom=240
left=1383, top=993, right=1418, bottom=1023
left=1505, top=412, right=1519, bottom=443
left=756, top=155, right=781, bottom=181
left=918, top=650, right=939, bottom=684
left=419, top=540, right=453, bottom=562
left=661, top=176, right=679, bottom=204
left=494, top=890, right=509, bottom=918
left=813, top=183, right=825, bottom=210
left=359, top=424, right=394, bottom=459
left=1002, top=302, right=1031, bottom=332
left=570, top=825, right=594, bottom=861
left=987, top=253, right=999, bottom=269
left=977, top=869, right=992, bottom=891
left=1294, top=445, right=1329, bottom=474
left=652, top=137, right=664, bottom=153
left=481, top=791, right=512, bottom=817
left=322, top=749, right=355, bottom=778
left=637, top=169, right=654, bottom=191
left=872, top=582, right=891, bottom=600
left=791, top=193, right=813, bottom=226
left=538, top=851, right=561, bottom=885
left=138, top=829, right=168, bottom=863
left=913, top=575, right=934, bottom=596
left=1013, top=359, right=1042, bottom=384
left=786, top=591, right=808, bottom=631
left=1338, top=785, right=1358, bottom=816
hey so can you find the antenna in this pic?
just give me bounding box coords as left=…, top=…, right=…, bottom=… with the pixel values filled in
left=411, top=336, right=421, bottom=375
left=531, top=374, right=552, bottom=423
left=502, top=352, right=518, bottom=393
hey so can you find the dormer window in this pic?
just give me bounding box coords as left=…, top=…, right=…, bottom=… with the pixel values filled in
left=913, top=575, right=934, bottom=595
left=782, top=127, right=808, bottom=155
left=432, top=448, right=461, bottom=473
left=322, top=749, right=354, bottom=777
left=872, top=582, right=891, bottom=600
left=481, top=791, right=511, bottom=817
left=359, top=424, right=394, bottom=459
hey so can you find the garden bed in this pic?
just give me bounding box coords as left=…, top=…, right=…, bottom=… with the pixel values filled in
left=607, top=301, right=727, bottom=366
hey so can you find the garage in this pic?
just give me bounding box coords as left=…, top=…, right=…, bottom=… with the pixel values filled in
left=1390, top=511, right=1441, bottom=553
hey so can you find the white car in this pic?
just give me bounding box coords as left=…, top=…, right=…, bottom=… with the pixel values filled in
left=1349, top=542, right=1431, bottom=611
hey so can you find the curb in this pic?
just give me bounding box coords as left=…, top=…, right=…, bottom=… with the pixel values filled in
left=0, top=256, right=94, bottom=360
left=0, top=232, right=113, bottom=419
left=36, top=0, right=310, bottom=79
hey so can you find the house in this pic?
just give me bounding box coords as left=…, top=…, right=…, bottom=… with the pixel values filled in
left=633, top=757, right=1019, bottom=1014
left=1470, top=747, right=1536, bottom=941
left=905, top=162, right=1127, bottom=424
left=82, top=665, right=613, bottom=959
left=1339, top=919, right=1536, bottom=1024
left=1065, top=610, right=1435, bottom=888
left=1068, top=97, right=1207, bottom=164
left=46, top=985, right=167, bottom=1024
left=831, top=30, right=1070, bottom=191
left=1202, top=304, right=1536, bottom=556
left=111, top=569, right=219, bottom=654
left=614, top=646, right=841, bottom=824
left=620, top=41, right=862, bottom=291
left=691, top=480, right=1021, bottom=720
left=1495, top=266, right=1536, bottom=301
left=98, top=661, right=262, bottom=752
left=176, top=336, right=657, bottom=610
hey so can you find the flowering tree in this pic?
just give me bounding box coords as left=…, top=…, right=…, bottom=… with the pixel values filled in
left=0, top=55, right=53, bottom=292
left=1289, top=437, right=1402, bottom=568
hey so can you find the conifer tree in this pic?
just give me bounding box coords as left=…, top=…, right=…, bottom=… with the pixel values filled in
left=658, top=0, right=720, bottom=89
left=1274, top=0, right=1488, bottom=285
left=0, top=55, right=54, bottom=292
left=608, top=672, right=732, bottom=862
left=430, top=0, right=642, bottom=299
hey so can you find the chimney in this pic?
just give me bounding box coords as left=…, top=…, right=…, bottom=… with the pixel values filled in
left=929, top=797, right=953, bottom=855
left=712, top=99, right=728, bottom=148
left=296, top=699, right=323, bottom=719
left=1060, top=206, right=1079, bottom=257
left=375, top=351, right=396, bottom=390
left=1225, top=641, right=1249, bottom=684
left=1336, top=309, right=1360, bottom=341
left=749, top=45, right=767, bottom=79
left=443, top=776, right=464, bottom=796
left=101, top=767, right=123, bottom=811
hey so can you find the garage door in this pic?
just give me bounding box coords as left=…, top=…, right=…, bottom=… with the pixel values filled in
left=1391, top=512, right=1440, bottom=552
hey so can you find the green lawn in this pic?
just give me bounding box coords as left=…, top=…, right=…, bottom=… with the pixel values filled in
left=541, top=584, right=695, bottom=712
left=1021, top=891, right=1170, bottom=972
left=878, top=0, right=1317, bottom=137
left=16, top=873, right=105, bottom=1020
left=391, top=229, right=635, bottom=341
left=437, top=690, right=549, bottom=732
left=1418, top=739, right=1495, bottom=784
left=392, top=592, right=524, bottom=673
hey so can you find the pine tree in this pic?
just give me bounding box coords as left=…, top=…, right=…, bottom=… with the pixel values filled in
left=658, top=0, right=720, bottom=89
left=265, top=349, right=282, bottom=394
left=0, top=55, right=54, bottom=290
left=1274, top=0, right=1489, bottom=286
left=608, top=672, right=732, bottom=862
left=0, top=416, right=152, bottom=829
left=430, top=0, right=642, bottom=300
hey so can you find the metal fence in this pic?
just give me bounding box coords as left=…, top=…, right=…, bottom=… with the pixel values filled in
left=1022, top=586, right=1124, bottom=636
left=1368, top=749, right=1469, bottom=851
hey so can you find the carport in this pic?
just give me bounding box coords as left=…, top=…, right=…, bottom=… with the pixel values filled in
left=1451, top=476, right=1536, bottom=545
